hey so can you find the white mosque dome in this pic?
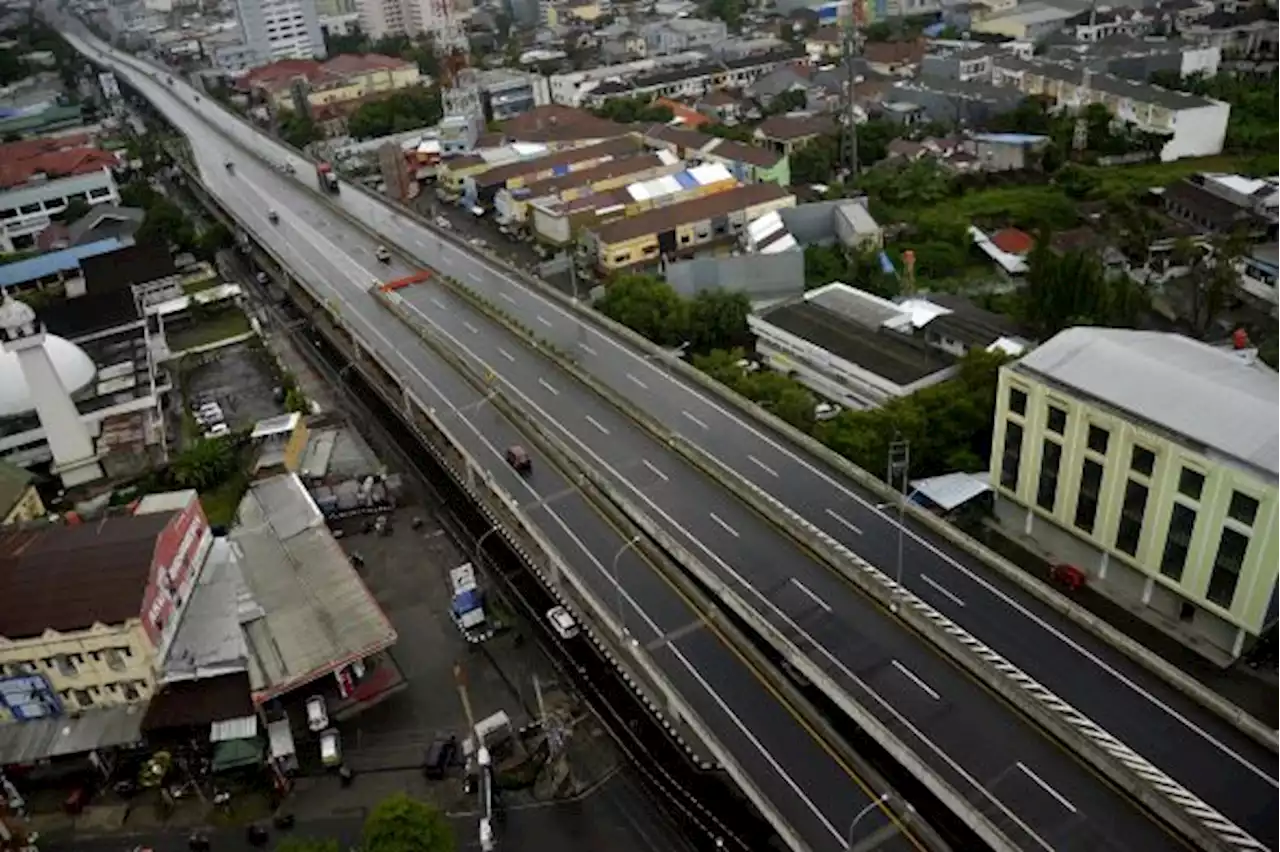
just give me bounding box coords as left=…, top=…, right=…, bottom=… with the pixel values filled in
left=0, top=335, right=98, bottom=419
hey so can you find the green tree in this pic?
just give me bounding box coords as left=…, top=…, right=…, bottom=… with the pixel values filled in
left=196, top=221, right=233, bottom=259
left=137, top=198, right=194, bottom=250
left=704, top=123, right=754, bottom=143
left=280, top=111, right=320, bottom=149
left=590, top=95, right=673, bottom=124
left=55, top=197, right=91, bottom=223
left=171, top=438, right=236, bottom=491
left=363, top=793, right=455, bottom=852
left=764, top=88, right=808, bottom=115
left=1171, top=235, right=1245, bottom=339
left=688, top=289, right=751, bottom=352
left=790, top=133, right=840, bottom=185
left=120, top=181, right=161, bottom=210
left=275, top=839, right=341, bottom=852
left=705, top=0, right=746, bottom=29
left=596, top=274, right=690, bottom=348
left=1149, top=70, right=1278, bottom=154
left=347, top=86, right=443, bottom=139
left=1018, top=241, right=1146, bottom=336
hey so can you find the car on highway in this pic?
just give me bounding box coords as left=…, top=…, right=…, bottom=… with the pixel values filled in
left=268, top=210, right=279, bottom=224
left=375, top=245, right=390, bottom=263
left=224, top=160, right=234, bottom=173
left=505, top=444, right=531, bottom=473
left=546, top=606, right=579, bottom=640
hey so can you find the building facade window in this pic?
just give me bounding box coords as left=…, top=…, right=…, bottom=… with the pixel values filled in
left=1046, top=404, right=1067, bottom=435
left=1228, top=491, right=1259, bottom=527
left=1036, top=439, right=1061, bottom=511
left=1115, top=479, right=1149, bottom=556
left=1075, top=458, right=1103, bottom=533
left=1178, top=467, right=1204, bottom=500
left=1000, top=421, right=1023, bottom=491
left=1206, top=527, right=1250, bottom=608
left=1087, top=424, right=1109, bottom=455
left=1008, top=386, right=1027, bottom=416
left=1160, top=503, right=1198, bottom=581
left=1130, top=445, right=1155, bottom=477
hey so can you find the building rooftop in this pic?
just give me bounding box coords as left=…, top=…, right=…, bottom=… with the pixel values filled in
left=514, top=151, right=674, bottom=200
left=231, top=473, right=397, bottom=703
left=993, top=55, right=1219, bottom=111
left=67, top=203, right=145, bottom=246
left=757, top=113, right=836, bottom=141
left=0, top=703, right=145, bottom=765
left=141, top=671, right=254, bottom=733
left=761, top=297, right=956, bottom=386
left=0, top=459, right=33, bottom=518
left=1014, top=327, right=1280, bottom=479
left=593, top=182, right=791, bottom=245
left=496, top=104, right=629, bottom=144
left=0, top=512, right=175, bottom=640
left=922, top=292, right=1030, bottom=350
left=476, top=136, right=641, bottom=189
left=0, top=237, right=130, bottom=290
left=80, top=242, right=179, bottom=292
left=162, top=537, right=249, bottom=682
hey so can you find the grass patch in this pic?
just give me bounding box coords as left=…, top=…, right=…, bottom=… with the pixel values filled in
left=182, top=276, right=222, bottom=295
left=199, top=458, right=252, bottom=527
left=169, top=309, right=252, bottom=351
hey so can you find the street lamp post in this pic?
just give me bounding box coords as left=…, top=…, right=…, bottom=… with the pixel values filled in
left=846, top=793, right=890, bottom=849
left=887, top=437, right=910, bottom=611
left=474, top=526, right=501, bottom=566
left=611, top=536, right=642, bottom=640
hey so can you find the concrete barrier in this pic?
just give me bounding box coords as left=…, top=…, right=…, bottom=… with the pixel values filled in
left=90, top=29, right=1272, bottom=756
left=429, top=274, right=1266, bottom=852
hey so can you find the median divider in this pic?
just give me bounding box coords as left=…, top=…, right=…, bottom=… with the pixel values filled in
left=370, top=286, right=812, bottom=852
left=431, top=273, right=1266, bottom=852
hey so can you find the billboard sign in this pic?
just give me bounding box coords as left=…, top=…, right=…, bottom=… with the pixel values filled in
left=0, top=673, right=62, bottom=721
left=141, top=498, right=212, bottom=652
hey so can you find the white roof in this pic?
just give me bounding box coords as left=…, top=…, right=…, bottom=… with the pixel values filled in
left=896, top=298, right=951, bottom=329
left=749, top=210, right=784, bottom=241
left=135, top=489, right=198, bottom=515
left=910, top=472, right=992, bottom=511
left=688, top=162, right=732, bottom=185
left=251, top=411, right=301, bottom=439
left=761, top=234, right=798, bottom=253
left=968, top=225, right=1028, bottom=275
left=0, top=333, right=97, bottom=418
left=1017, top=328, right=1279, bottom=479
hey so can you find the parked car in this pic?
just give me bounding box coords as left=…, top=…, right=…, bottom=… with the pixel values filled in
left=546, top=606, right=579, bottom=640
left=814, top=402, right=842, bottom=422
left=505, top=445, right=531, bottom=473
left=434, top=215, right=451, bottom=230
left=319, top=728, right=342, bottom=768
left=422, top=734, right=457, bottom=780
left=305, top=696, right=328, bottom=733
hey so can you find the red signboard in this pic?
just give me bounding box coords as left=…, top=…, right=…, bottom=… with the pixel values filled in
left=139, top=497, right=210, bottom=649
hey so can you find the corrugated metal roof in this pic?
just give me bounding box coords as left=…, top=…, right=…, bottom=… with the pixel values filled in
left=1016, top=328, right=1280, bottom=479
left=210, top=715, right=258, bottom=742
left=231, top=474, right=397, bottom=701
left=0, top=237, right=127, bottom=288
left=0, top=703, right=145, bottom=764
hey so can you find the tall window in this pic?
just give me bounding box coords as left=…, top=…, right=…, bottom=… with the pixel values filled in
left=1206, top=528, right=1250, bottom=608
left=1036, top=440, right=1062, bottom=512
left=1115, top=479, right=1149, bottom=556
left=1046, top=404, right=1067, bottom=436
left=1178, top=467, right=1204, bottom=500
left=1008, top=386, right=1027, bottom=416
left=1087, top=424, right=1109, bottom=455
left=1075, top=459, right=1104, bottom=533
left=1160, top=503, right=1198, bottom=582
left=1001, top=421, right=1023, bottom=491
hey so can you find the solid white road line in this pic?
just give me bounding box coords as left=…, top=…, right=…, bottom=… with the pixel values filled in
left=499, top=291, right=516, bottom=304
left=641, top=459, right=669, bottom=482
left=920, top=574, right=966, bottom=608
left=824, top=508, right=863, bottom=536
left=538, top=377, right=560, bottom=396
left=681, top=410, right=709, bottom=430
left=430, top=297, right=446, bottom=310
left=585, top=415, right=610, bottom=435
left=748, top=454, right=779, bottom=478
left=463, top=321, right=479, bottom=334
left=579, top=342, right=598, bottom=356
left=536, top=315, right=553, bottom=327
left=708, top=512, right=740, bottom=538
left=627, top=373, right=649, bottom=390
left=497, top=347, right=516, bottom=362
left=1017, top=762, right=1078, bottom=814
left=891, top=660, right=940, bottom=701
left=467, top=271, right=482, bottom=282
left=790, top=578, right=832, bottom=613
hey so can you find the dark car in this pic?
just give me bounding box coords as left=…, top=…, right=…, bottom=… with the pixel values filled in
left=423, top=735, right=457, bottom=780
left=505, top=445, right=531, bottom=473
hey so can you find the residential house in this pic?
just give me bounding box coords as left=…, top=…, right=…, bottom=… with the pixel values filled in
left=0, top=461, right=44, bottom=525
left=475, top=68, right=552, bottom=123
left=496, top=150, right=682, bottom=225
left=240, top=53, right=422, bottom=116
left=804, top=26, right=843, bottom=62
left=584, top=48, right=808, bottom=105
left=746, top=64, right=814, bottom=110
left=641, top=124, right=791, bottom=185
left=991, top=327, right=1278, bottom=663
left=696, top=89, right=745, bottom=124
left=882, top=76, right=1024, bottom=128
left=0, top=137, right=121, bottom=253
left=1181, top=4, right=1278, bottom=57
left=754, top=113, right=836, bottom=157
left=465, top=137, right=643, bottom=207
left=640, top=18, right=728, bottom=56
left=548, top=53, right=709, bottom=107
left=1160, top=177, right=1273, bottom=241
left=971, top=1, right=1082, bottom=42
left=862, top=38, right=926, bottom=76
left=655, top=97, right=713, bottom=129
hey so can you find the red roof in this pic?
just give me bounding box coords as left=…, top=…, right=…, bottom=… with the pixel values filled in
left=655, top=98, right=711, bottom=128
left=241, top=54, right=412, bottom=94
left=239, top=58, right=324, bottom=91
left=322, top=53, right=412, bottom=76
left=991, top=227, right=1035, bottom=255
left=0, top=143, right=118, bottom=189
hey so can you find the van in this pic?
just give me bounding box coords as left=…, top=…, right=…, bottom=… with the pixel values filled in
left=423, top=735, right=456, bottom=780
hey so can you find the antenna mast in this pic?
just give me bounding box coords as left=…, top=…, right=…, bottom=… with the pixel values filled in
left=428, top=0, right=482, bottom=122
left=841, top=1, right=863, bottom=181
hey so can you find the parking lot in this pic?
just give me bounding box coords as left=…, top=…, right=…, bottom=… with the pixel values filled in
left=176, top=340, right=286, bottom=444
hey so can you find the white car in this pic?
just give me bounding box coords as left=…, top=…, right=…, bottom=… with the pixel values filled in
left=434, top=216, right=451, bottom=230
left=305, top=695, right=329, bottom=732
left=546, top=606, right=579, bottom=640
left=814, top=402, right=842, bottom=422
left=319, top=728, right=342, bottom=767
left=375, top=245, right=390, bottom=263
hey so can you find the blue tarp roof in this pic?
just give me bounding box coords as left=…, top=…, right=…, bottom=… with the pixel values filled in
left=674, top=171, right=698, bottom=189
left=970, top=132, right=1050, bottom=145
left=0, top=237, right=129, bottom=288
left=451, top=589, right=483, bottom=615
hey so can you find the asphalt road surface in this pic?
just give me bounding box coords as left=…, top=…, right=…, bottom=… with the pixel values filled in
left=61, top=24, right=1277, bottom=852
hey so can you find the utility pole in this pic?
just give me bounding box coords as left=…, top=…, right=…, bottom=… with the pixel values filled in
left=841, top=3, right=863, bottom=182
left=887, top=437, right=910, bottom=612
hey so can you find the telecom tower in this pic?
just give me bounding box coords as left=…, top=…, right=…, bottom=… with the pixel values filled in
left=841, top=0, right=865, bottom=181
left=428, top=0, right=482, bottom=122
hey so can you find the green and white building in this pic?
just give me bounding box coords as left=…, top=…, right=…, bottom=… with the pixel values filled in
left=991, top=327, right=1278, bottom=662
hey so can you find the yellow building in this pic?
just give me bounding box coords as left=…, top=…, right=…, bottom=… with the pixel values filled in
left=246, top=54, right=422, bottom=113
left=0, top=493, right=213, bottom=721
left=0, top=461, right=44, bottom=525
left=587, top=182, right=795, bottom=272
left=991, top=328, right=1278, bottom=662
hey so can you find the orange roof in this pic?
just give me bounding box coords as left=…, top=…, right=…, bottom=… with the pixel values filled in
left=991, top=227, right=1035, bottom=256
left=0, top=144, right=118, bottom=189
left=654, top=98, right=711, bottom=128
left=322, top=53, right=413, bottom=76
left=243, top=54, right=413, bottom=94
left=239, top=58, right=324, bottom=91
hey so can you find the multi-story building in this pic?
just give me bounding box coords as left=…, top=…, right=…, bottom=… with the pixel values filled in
left=639, top=18, right=727, bottom=56
left=241, top=54, right=422, bottom=118
left=475, top=68, right=551, bottom=123
left=641, top=125, right=790, bottom=186
left=235, top=0, right=326, bottom=64
left=991, top=327, right=1278, bottom=662
left=990, top=55, right=1230, bottom=161
left=0, top=494, right=213, bottom=722
left=584, top=48, right=807, bottom=106
left=547, top=52, right=707, bottom=107
left=0, top=137, right=121, bottom=253
left=356, top=0, right=441, bottom=40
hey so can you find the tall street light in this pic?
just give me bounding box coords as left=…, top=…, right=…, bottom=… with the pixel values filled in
left=611, top=536, right=642, bottom=640
left=846, top=793, right=890, bottom=850
left=887, top=437, right=910, bottom=613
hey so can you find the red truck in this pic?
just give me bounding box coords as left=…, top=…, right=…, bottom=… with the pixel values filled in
left=316, top=161, right=339, bottom=194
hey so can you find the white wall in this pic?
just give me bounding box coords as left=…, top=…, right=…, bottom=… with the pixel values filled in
left=1163, top=101, right=1229, bottom=162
